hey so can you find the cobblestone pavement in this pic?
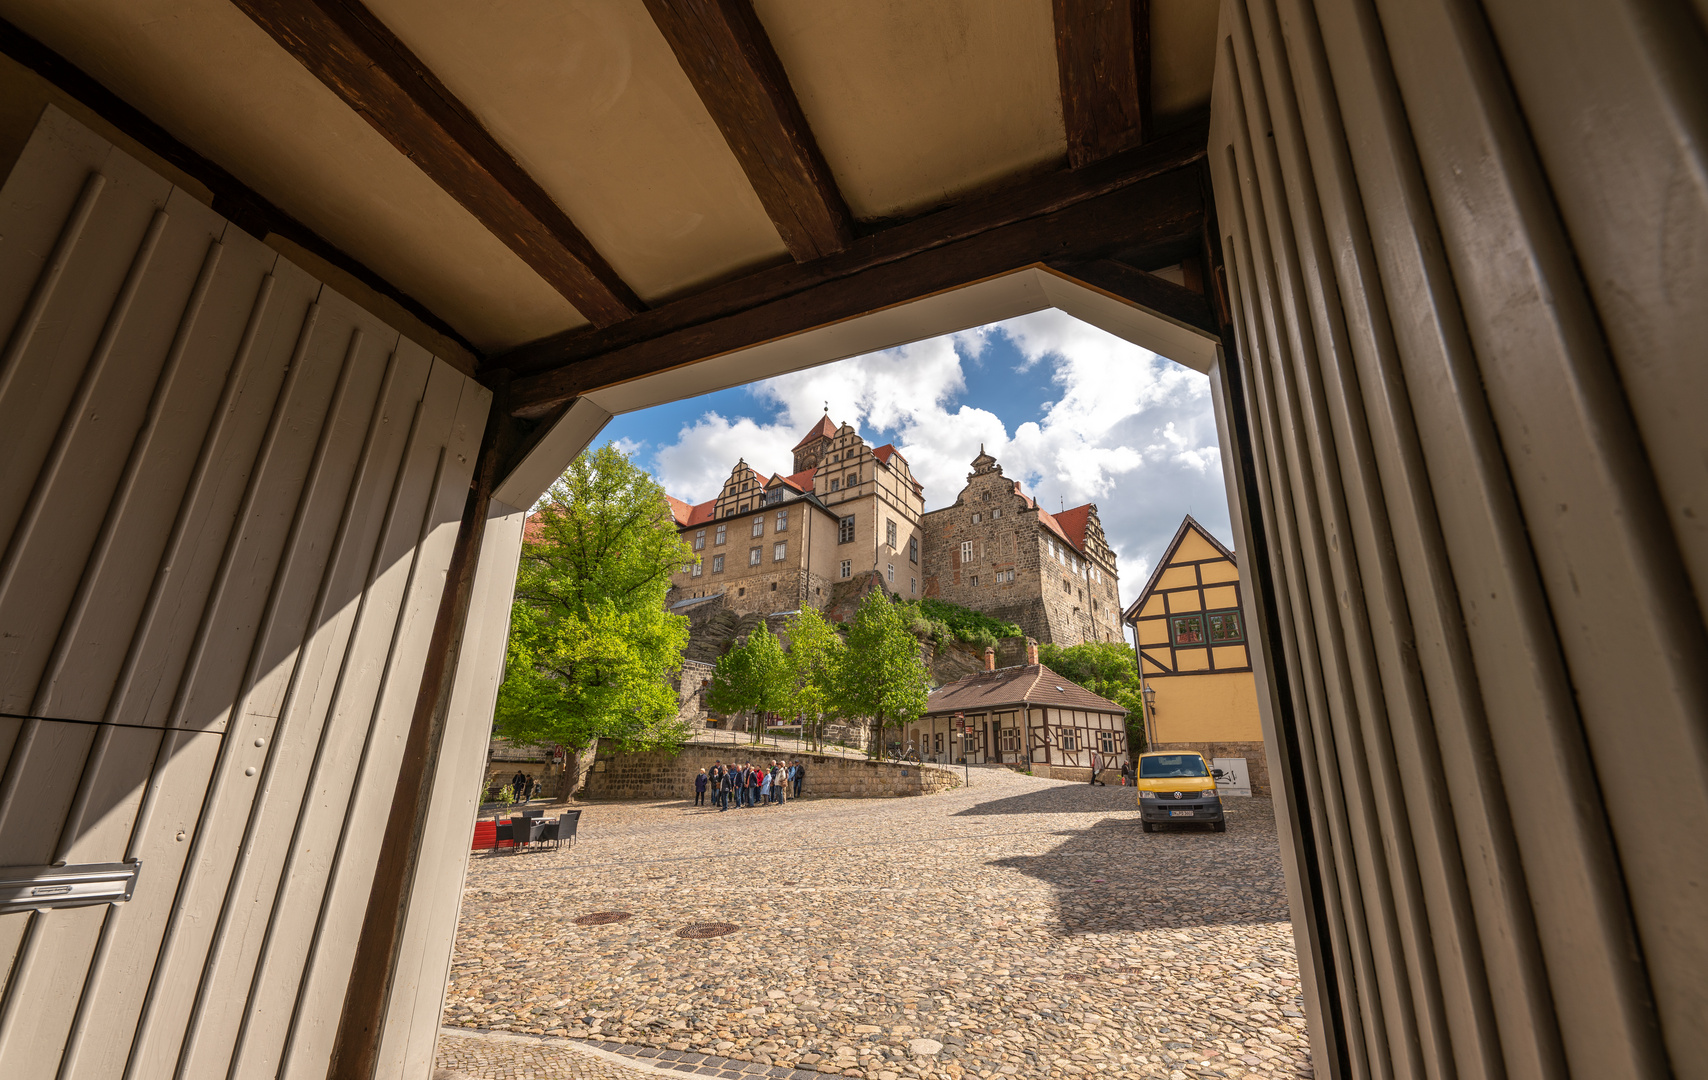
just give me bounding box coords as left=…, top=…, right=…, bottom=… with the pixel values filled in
left=440, top=767, right=1310, bottom=1080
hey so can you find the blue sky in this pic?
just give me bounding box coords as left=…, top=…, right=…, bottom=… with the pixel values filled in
left=600, top=310, right=1233, bottom=603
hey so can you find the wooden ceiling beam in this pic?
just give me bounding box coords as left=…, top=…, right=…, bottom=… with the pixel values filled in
left=1047, top=258, right=1220, bottom=336
left=1053, top=0, right=1152, bottom=168
left=642, top=0, right=853, bottom=262
left=505, top=162, right=1207, bottom=418
left=228, top=0, right=643, bottom=326
left=493, top=120, right=1207, bottom=381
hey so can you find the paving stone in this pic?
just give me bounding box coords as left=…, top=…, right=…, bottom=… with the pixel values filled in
left=438, top=769, right=1313, bottom=1079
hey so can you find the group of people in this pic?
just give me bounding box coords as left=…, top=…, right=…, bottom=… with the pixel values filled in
left=694, top=760, right=805, bottom=810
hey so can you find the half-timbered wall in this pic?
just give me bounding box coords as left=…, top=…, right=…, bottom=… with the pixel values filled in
left=1207, top=0, right=1708, bottom=1077
left=0, top=105, right=517, bottom=1080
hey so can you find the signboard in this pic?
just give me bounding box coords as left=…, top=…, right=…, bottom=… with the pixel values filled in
left=1212, top=757, right=1251, bottom=797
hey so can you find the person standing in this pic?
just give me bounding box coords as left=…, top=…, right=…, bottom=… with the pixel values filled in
left=759, top=766, right=773, bottom=805
left=715, top=764, right=731, bottom=811
left=774, top=763, right=787, bottom=805
left=1120, top=759, right=1134, bottom=786
left=1089, top=751, right=1106, bottom=786
left=748, top=764, right=762, bottom=808
left=792, top=759, right=805, bottom=798
left=511, top=770, right=527, bottom=801
left=694, top=768, right=708, bottom=807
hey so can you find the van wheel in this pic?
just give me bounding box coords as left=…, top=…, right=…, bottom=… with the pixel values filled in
left=1212, top=820, right=1226, bottom=833
left=1142, top=821, right=1155, bottom=833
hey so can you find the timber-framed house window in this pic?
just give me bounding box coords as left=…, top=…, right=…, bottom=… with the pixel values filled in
left=1171, top=614, right=1205, bottom=645
left=838, top=515, right=856, bottom=543
left=1207, top=609, right=1244, bottom=643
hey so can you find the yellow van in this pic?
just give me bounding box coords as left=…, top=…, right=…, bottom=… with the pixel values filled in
left=1135, top=750, right=1225, bottom=832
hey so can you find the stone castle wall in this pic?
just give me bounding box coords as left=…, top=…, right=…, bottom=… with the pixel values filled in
left=582, top=743, right=961, bottom=801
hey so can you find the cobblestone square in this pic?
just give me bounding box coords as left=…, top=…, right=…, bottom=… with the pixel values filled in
left=438, top=767, right=1311, bottom=1080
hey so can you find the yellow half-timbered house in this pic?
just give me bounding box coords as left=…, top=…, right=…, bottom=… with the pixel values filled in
left=1123, top=516, right=1267, bottom=796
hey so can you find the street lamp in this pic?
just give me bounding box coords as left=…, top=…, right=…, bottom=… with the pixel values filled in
left=1142, top=685, right=1157, bottom=747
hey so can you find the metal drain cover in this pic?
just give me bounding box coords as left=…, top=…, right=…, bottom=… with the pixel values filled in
left=574, top=911, right=632, bottom=926
left=675, top=922, right=740, bottom=939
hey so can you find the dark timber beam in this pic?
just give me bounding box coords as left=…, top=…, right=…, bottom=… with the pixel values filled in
left=1047, top=258, right=1220, bottom=336
left=506, top=162, right=1207, bottom=418
left=0, top=16, right=481, bottom=359
left=643, top=0, right=853, bottom=261
left=229, top=0, right=643, bottom=326
left=492, top=120, right=1207, bottom=381
left=1052, top=0, right=1151, bottom=167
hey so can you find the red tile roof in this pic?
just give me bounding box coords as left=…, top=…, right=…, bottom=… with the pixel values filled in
left=792, top=415, right=838, bottom=450
left=1053, top=504, right=1094, bottom=550
left=778, top=467, right=817, bottom=492
left=873, top=443, right=905, bottom=467
left=924, top=664, right=1126, bottom=716
left=665, top=496, right=695, bottom=527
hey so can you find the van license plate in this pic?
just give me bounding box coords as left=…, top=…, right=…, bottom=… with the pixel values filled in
left=1169, top=810, right=1195, bottom=817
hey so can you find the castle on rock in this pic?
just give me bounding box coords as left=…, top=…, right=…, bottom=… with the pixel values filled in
left=665, top=416, right=1122, bottom=646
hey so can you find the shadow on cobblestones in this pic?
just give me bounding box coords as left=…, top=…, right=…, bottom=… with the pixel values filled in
left=989, top=811, right=1291, bottom=934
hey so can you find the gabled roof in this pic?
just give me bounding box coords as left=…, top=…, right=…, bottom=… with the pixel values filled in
left=1053, top=504, right=1095, bottom=550
left=665, top=496, right=696, bottom=527
left=872, top=443, right=903, bottom=466
left=1123, top=515, right=1237, bottom=623
left=792, top=415, right=839, bottom=450
left=676, top=498, right=717, bottom=528
left=924, top=664, right=1126, bottom=716
left=777, top=467, right=817, bottom=492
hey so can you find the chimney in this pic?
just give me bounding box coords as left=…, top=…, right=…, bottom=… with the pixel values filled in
left=984, top=646, right=996, bottom=671
left=1026, top=638, right=1039, bottom=665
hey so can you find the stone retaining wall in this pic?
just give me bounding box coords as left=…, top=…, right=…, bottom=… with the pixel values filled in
left=582, top=743, right=961, bottom=801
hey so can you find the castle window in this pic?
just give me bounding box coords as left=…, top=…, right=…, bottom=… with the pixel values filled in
left=712, top=555, right=724, bottom=573
left=886, top=519, right=897, bottom=548
left=776, top=509, right=789, bottom=531
left=1207, top=609, right=1245, bottom=643
left=996, top=569, right=1014, bottom=584
left=970, top=574, right=980, bottom=586
left=829, top=478, right=841, bottom=491
left=972, top=512, right=981, bottom=524
left=774, top=542, right=787, bottom=562
left=845, top=471, right=858, bottom=487
left=715, top=524, right=726, bottom=545
left=839, top=515, right=856, bottom=543
left=751, top=517, right=764, bottom=538
left=1063, top=579, right=1072, bottom=593
left=681, top=562, right=691, bottom=573
left=739, top=502, right=749, bottom=513
left=911, top=576, right=916, bottom=594
left=1172, top=614, right=1206, bottom=645
left=840, top=560, right=851, bottom=579
left=993, top=509, right=1001, bottom=519
left=887, top=563, right=895, bottom=583
left=771, top=582, right=777, bottom=591
left=693, top=529, right=705, bottom=551
left=909, top=537, right=918, bottom=563
left=749, top=547, right=762, bottom=566
left=960, top=540, right=973, bottom=564
left=691, top=558, right=703, bottom=577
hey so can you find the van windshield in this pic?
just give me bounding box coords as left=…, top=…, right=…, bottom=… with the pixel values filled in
left=1139, top=755, right=1209, bottom=778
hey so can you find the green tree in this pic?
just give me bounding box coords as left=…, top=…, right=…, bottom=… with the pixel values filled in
left=1038, top=640, right=1148, bottom=753
left=837, top=590, right=930, bottom=759
left=707, top=622, right=791, bottom=742
left=782, top=606, right=845, bottom=750
left=494, top=443, right=693, bottom=754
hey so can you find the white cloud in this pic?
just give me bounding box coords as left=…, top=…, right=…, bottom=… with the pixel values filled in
left=640, top=309, right=1232, bottom=600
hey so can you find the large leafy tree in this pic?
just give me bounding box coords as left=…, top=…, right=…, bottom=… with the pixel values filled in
left=495, top=443, right=692, bottom=752
left=1039, top=640, right=1148, bottom=753
left=706, top=621, right=790, bottom=741
left=782, top=606, right=845, bottom=750
left=837, top=590, right=930, bottom=758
